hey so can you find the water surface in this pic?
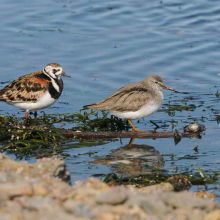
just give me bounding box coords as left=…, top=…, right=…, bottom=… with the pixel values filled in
left=1, top=0, right=220, bottom=198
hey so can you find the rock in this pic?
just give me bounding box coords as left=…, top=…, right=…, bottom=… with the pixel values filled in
left=111, top=204, right=131, bottom=215
left=161, top=191, right=217, bottom=211
left=0, top=183, right=33, bottom=199
left=138, top=216, right=160, bottom=220
left=204, top=210, right=220, bottom=220
left=36, top=157, right=71, bottom=183
left=168, top=175, right=192, bottom=191
left=84, top=177, right=110, bottom=191
left=0, top=158, right=30, bottom=174
left=16, top=196, right=55, bottom=211
left=0, top=171, right=7, bottom=182
left=138, top=182, right=175, bottom=194
left=184, top=123, right=206, bottom=132
left=38, top=211, right=79, bottom=220
left=195, top=191, right=218, bottom=199
left=33, top=159, right=66, bottom=178
left=67, top=178, right=110, bottom=201
left=140, top=195, right=169, bottom=217
left=63, top=199, right=78, bottom=212
left=32, top=183, right=49, bottom=196
left=95, top=187, right=128, bottom=205
left=67, top=187, right=106, bottom=202
left=95, top=212, right=115, bottom=220
left=72, top=202, right=94, bottom=218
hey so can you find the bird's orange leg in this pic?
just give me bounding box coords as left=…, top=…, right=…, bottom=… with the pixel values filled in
left=128, top=119, right=149, bottom=133
left=128, top=137, right=135, bottom=147
left=34, top=111, right=38, bottom=119
left=25, top=111, right=28, bottom=118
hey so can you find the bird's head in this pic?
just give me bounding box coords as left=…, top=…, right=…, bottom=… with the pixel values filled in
left=44, top=63, right=71, bottom=79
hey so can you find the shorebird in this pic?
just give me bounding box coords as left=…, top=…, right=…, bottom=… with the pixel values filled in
left=0, top=63, right=70, bottom=118
left=83, top=75, right=185, bottom=132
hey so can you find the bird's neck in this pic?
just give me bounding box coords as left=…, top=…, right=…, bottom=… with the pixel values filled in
left=41, top=71, right=63, bottom=97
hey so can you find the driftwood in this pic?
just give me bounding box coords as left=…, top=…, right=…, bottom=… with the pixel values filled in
left=61, top=130, right=202, bottom=140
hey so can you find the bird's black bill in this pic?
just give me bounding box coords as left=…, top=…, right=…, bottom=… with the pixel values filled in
left=61, top=72, right=71, bottom=77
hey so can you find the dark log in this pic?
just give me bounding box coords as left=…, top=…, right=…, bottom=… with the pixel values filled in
left=60, top=130, right=201, bottom=139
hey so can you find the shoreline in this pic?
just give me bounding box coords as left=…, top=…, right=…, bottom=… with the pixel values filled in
left=0, top=153, right=219, bottom=220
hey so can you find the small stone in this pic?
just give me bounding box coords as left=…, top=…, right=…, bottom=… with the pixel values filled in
left=35, top=210, right=76, bottom=220
left=0, top=158, right=30, bottom=174
left=141, top=216, right=160, bottom=220
left=204, top=210, right=220, bottom=220
left=0, top=153, right=8, bottom=160
left=195, top=191, right=218, bottom=199
left=17, top=196, right=55, bottom=211
left=168, top=175, right=192, bottom=191
left=0, top=183, right=33, bottom=198
left=96, top=212, right=115, bottom=220
left=95, top=187, right=128, bottom=205
left=85, top=177, right=110, bottom=191
left=161, top=191, right=217, bottom=211
left=72, top=202, right=94, bottom=218
left=108, top=180, right=117, bottom=187
left=140, top=196, right=168, bottom=217
left=33, top=184, right=49, bottom=196
left=184, top=123, right=206, bottom=133
left=63, top=199, right=77, bottom=212
left=138, top=182, right=174, bottom=194
left=112, top=204, right=130, bottom=215
left=67, top=187, right=105, bottom=201
left=0, top=171, right=7, bottom=182
left=188, top=209, right=208, bottom=220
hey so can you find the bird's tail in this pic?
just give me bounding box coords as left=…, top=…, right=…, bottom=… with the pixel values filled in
left=83, top=103, right=97, bottom=109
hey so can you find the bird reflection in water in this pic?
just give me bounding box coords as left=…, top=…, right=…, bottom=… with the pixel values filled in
left=90, top=140, right=165, bottom=176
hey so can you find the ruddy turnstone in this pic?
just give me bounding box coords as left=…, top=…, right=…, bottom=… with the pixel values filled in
left=0, top=63, right=70, bottom=118
left=83, top=75, right=185, bottom=132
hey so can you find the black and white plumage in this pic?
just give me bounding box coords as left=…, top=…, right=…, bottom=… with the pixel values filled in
left=0, top=63, right=70, bottom=118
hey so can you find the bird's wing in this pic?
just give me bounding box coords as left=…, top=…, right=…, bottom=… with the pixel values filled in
left=84, top=82, right=152, bottom=112
left=0, top=71, right=50, bottom=103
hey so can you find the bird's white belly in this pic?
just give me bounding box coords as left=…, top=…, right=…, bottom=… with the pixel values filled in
left=7, top=91, right=57, bottom=111
left=110, top=92, right=163, bottom=120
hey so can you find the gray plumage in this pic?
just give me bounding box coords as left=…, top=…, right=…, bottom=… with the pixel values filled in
left=83, top=75, right=164, bottom=112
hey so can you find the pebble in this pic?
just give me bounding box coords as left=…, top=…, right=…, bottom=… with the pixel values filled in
left=95, top=187, right=128, bottom=205
left=204, top=210, right=220, bottom=220
left=184, top=123, right=206, bottom=132
left=196, top=191, right=218, bottom=199
left=140, top=196, right=168, bottom=217
left=71, top=202, right=94, bottom=218
left=161, top=191, right=218, bottom=211
left=0, top=183, right=33, bottom=198
left=138, top=182, right=175, bottom=194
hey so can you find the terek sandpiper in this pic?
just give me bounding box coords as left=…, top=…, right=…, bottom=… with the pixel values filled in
left=83, top=75, right=185, bottom=132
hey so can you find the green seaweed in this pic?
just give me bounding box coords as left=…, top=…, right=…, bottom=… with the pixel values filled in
left=101, top=168, right=220, bottom=190
left=162, top=103, right=197, bottom=117
left=40, top=110, right=128, bottom=131
left=0, top=114, right=66, bottom=152
left=0, top=110, right=128, bottom=156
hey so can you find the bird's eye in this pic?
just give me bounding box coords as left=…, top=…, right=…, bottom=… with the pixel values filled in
left=53, top=69, right=57, bottom=74
left=155, top=81, right=158, bottom=84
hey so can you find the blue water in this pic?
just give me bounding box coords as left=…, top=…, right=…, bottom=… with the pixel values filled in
left=1, top=0, right=220, bottom=198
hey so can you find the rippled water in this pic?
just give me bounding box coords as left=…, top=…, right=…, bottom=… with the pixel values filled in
left=1, top=0, right=220, bottom=198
